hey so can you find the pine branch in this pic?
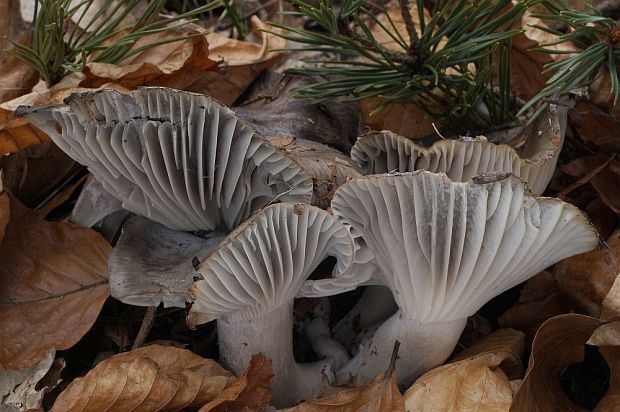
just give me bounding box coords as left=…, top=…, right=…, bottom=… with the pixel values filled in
left=274, top=0, right=534, bottom=132
left=521, top=1, right=620, bottom=120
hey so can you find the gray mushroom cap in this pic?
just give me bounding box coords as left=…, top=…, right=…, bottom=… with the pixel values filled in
left=329, top=170, right=599, bottom=322
left=351, top=105, right=567, bottom=195
left=109, top=216, right=226, bottom=308
left=188, top=202, right=355, bottom=326
left=16, top=88, right=313, bottom=231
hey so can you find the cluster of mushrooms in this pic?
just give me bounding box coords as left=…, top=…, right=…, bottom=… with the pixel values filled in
left=18, top=88, right=599, bottom=407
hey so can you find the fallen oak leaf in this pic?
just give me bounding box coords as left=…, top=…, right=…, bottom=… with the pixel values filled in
left=279, top=343, right=405, bottom=412
left=199, top=354, right=273, bottom=412
left=51, top=344, right=234, bottom=412
left=0, top=184, right=111, bottom=370
left=404, top=329, right=525, bottom=412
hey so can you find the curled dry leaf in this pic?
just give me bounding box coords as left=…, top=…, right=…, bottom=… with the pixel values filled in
left=588, top=321, right=620, bottom=411
left=404, top=329, right=525, bottom=412
left=81, top=27, right=217, bottom=91
left=199, top=354, right=273, bottom=412
left=510, top=314, right=619, bottom=411
left=279, top=352, right=405, bottom=412
left=0, top=188, right=111, bottom=370
left=553, top=229, right=620, bottom=319
left=51, top=345, right=235, bottom=412
left=202, top=17, right=288, bottom=105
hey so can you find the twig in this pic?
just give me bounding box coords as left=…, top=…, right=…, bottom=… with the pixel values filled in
left=131, top=306, right=157, bottom=350
left=386, top=340, right=401, bottom=376
left=397, top=0, right=419, bottom=57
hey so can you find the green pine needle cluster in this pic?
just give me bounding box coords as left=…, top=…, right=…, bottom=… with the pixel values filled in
left=273, top=0, right=537, bottom=133
left=520, top=0, right=620, bottom=120
left=5, top=0, right=221, bottom=87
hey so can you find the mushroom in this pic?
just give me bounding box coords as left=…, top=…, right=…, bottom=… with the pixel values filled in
left=109, top=216, right=226, bottom=308
left=267, top=136, right=361, bottom=209
left=15, top=87, right=313, bottom=231
left=188, top=202, right=355, bottom=407
left=323, top=171, right=599, bottom=387
left=351, top=105, right=566, bottom=195
left=337, top=105, right=568, bottom=343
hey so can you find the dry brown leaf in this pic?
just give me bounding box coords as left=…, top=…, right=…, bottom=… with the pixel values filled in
left=81, top=28, right=217, bottom=91
left=361, top=98, right=435, bottom=140
left=499, top=270, right=573, bottom=344
left=0, top=187, right=111, bottom=370
left=0, top=52, right=40, bottom=104
left=279, top=357, right=405, bottom=411
left=602, top=275, right=620, bottom=320
left=553, top=230, right=620, bottom=319
left=587, top=321, right=620, bottom=411
left=404, top=329, right=524, bottom=412
left=201, top=17, right=288, bottom=105
left=511, top=314, right=607, bottom=411
left=505, top=33, right=552, bottom=101
left=0, top=141, right=80, bottom=210
left=561, top=156, right=620, bottom=214
left=51, top=344, right=235, bottom=412
left=199, top=354, right=273, bottom=412
left=0, top=0, right=28, bottom=53
left=570, top=102, right=620, bottom=152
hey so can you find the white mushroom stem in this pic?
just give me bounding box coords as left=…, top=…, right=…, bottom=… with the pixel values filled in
left=336, top=311, right=466, bottom=388
left=218, top=300, right=332, bottom=407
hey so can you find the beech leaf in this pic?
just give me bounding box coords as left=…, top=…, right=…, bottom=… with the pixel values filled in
left=0, top=187, right=111, bottom=370
left=199, top=354, right=273, bottom=412
left=404, top=329, right=525, bottom=412
left=279, top=352, right=405, bottom=412
left=510, top=314, right=611, bottom=411
left=51, top=345, right=235, bottom=412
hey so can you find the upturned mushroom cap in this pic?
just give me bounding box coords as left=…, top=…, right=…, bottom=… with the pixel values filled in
left=109, top=216, right=226, bottom=308
left=16, top=88, right=313, bottom=231
left=351, top=105, right=566, bottom=195
left=330, top=171, right=599, bottom=322
left=188, top=202, right=355, bottom=326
